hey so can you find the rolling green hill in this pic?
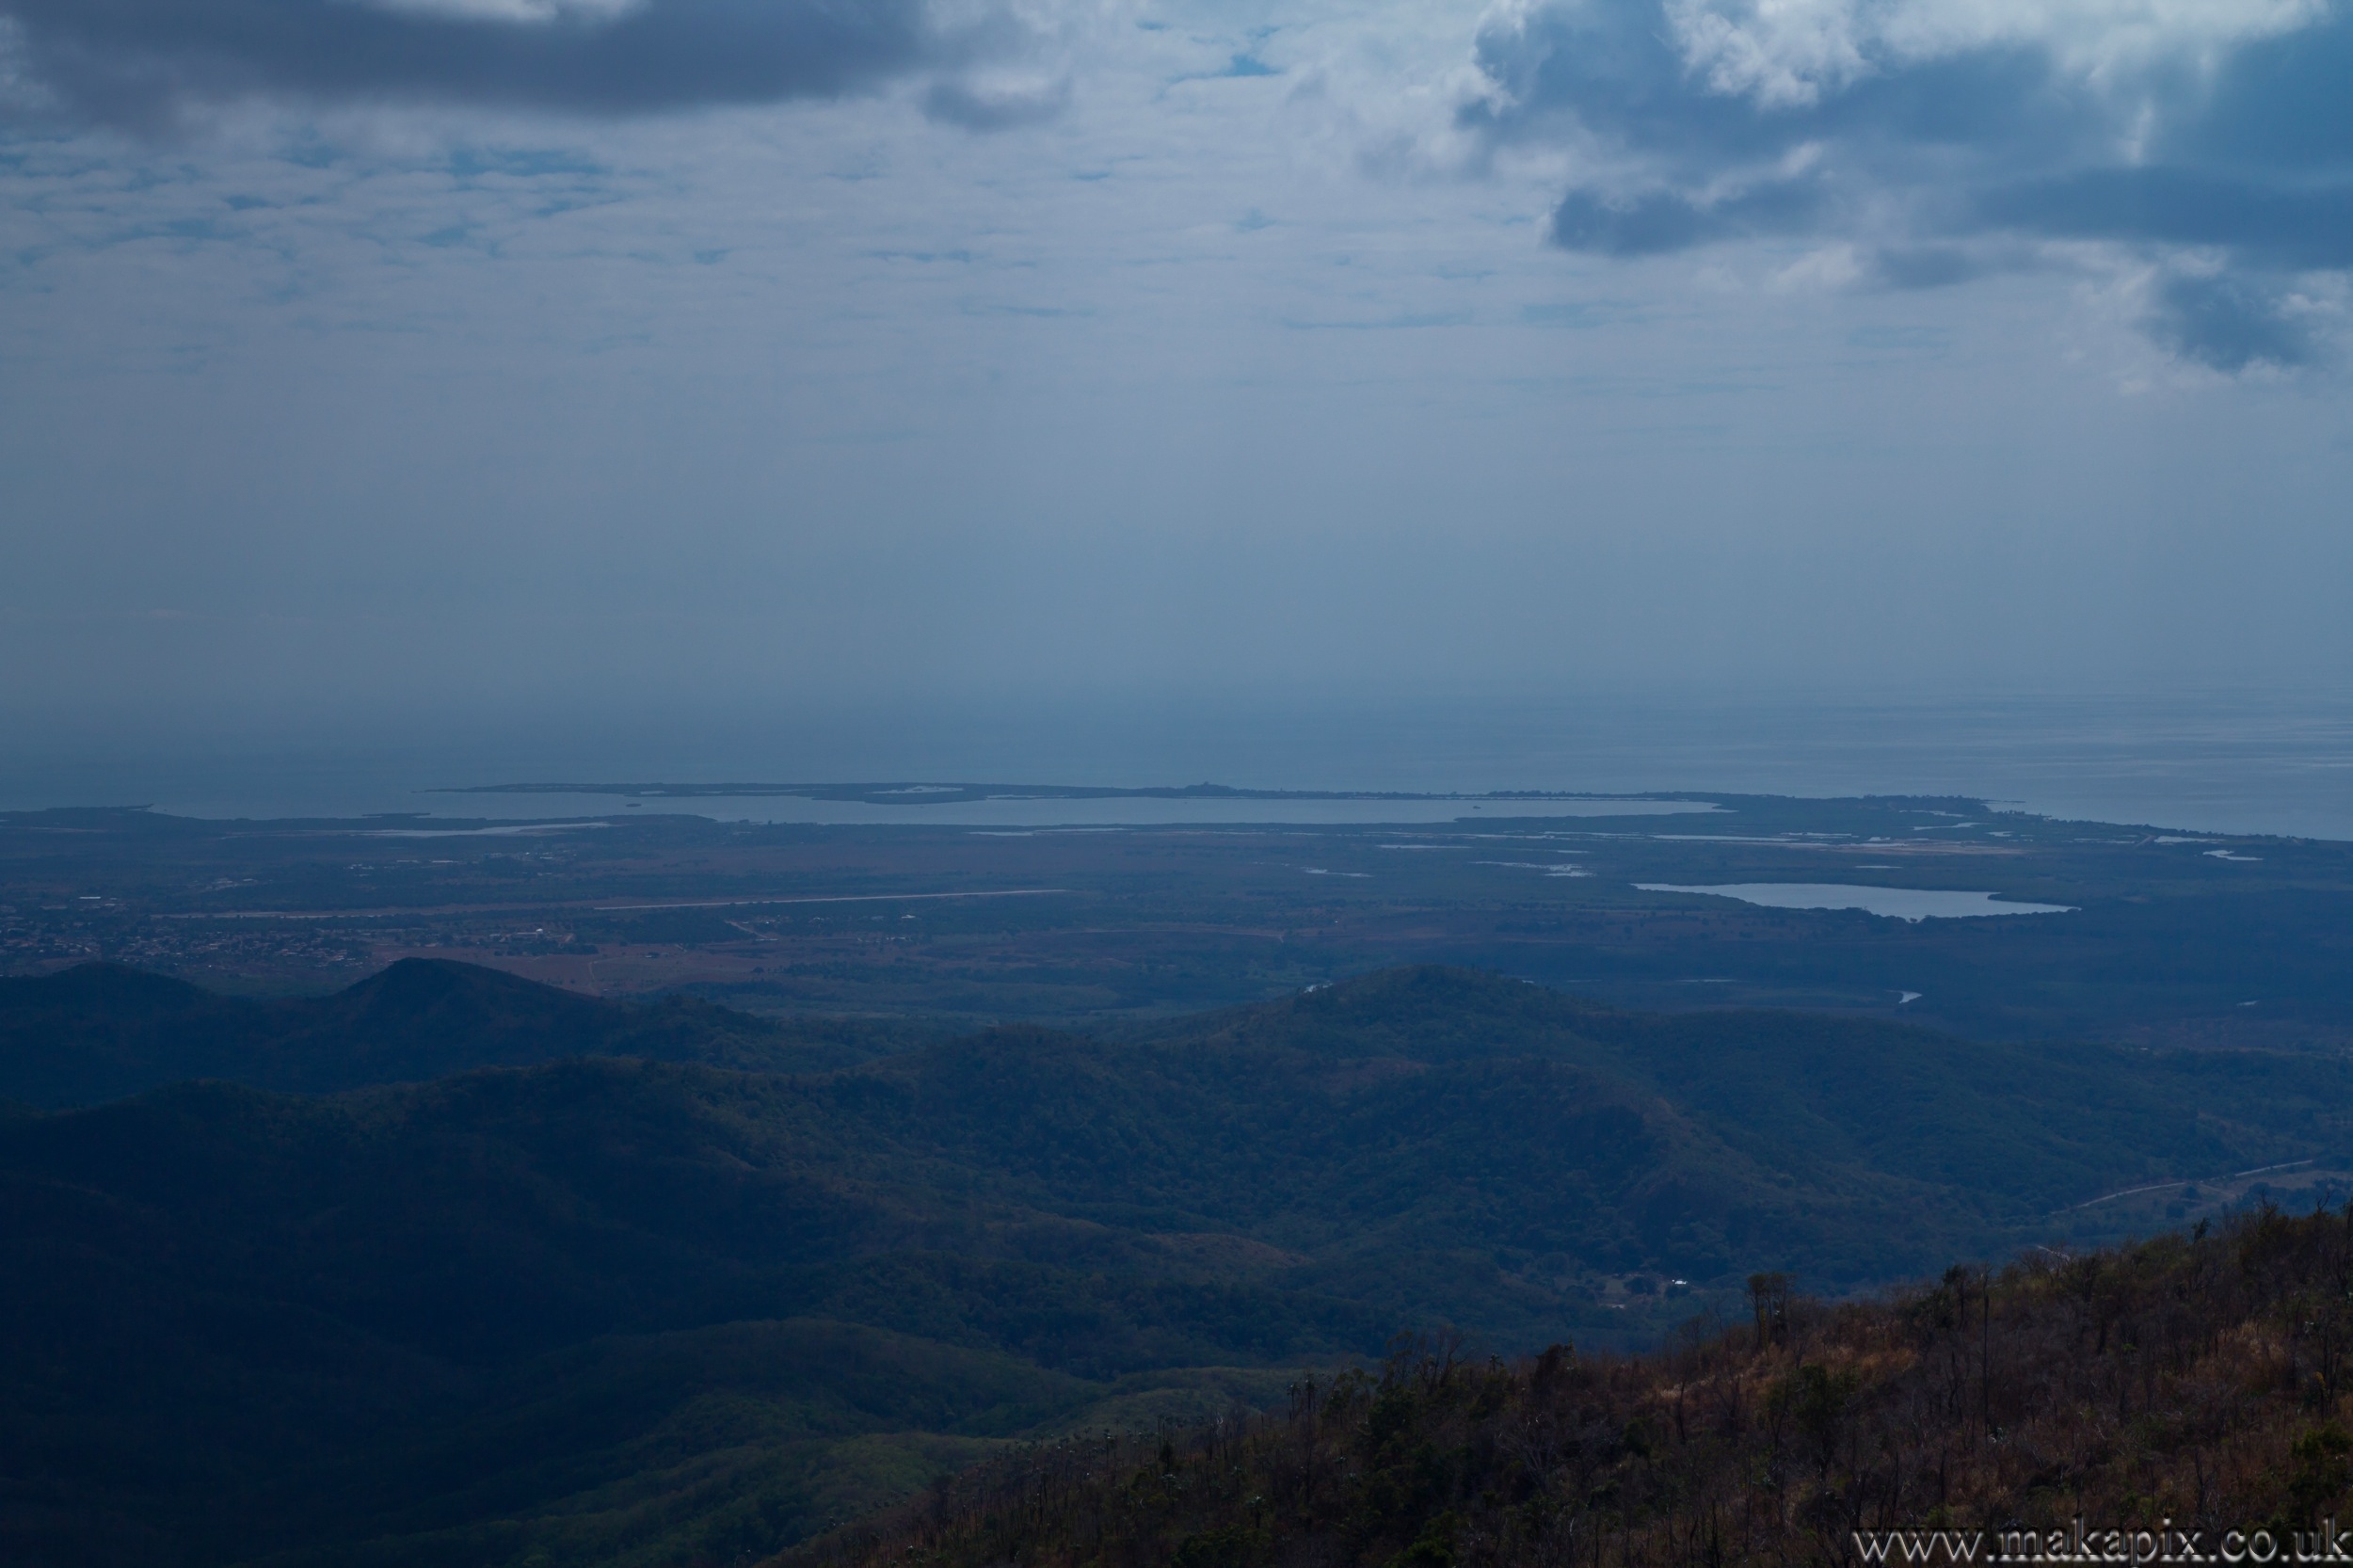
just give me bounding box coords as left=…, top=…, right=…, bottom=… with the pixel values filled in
left=3, top=960, right=2349, bottom=1565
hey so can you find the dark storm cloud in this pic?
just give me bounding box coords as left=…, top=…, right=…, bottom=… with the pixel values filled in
left=1548, top=180, right=1821, bottom=256
left=0, top=0, right=951, bottom=127
left=1976, top=169, right=2353, bottom=270
left=1470, top=0, right=2353, bottom=368
left=2181, top=13, right=2353, bottom=170
left=921, top=75, right=1069, bottom=132
left=2144, top=273, right=2320, bottom=372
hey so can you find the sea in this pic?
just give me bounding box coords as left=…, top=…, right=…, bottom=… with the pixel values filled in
left=4, top=692, right=2349, bottom=840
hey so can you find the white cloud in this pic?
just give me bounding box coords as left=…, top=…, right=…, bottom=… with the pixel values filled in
left=353, top=0, right=644, bottom=24
left=1658, top=0, right=2329, bottom=108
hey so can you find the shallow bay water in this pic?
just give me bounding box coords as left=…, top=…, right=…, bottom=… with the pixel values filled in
left=6, top=691, right=2348, bottom=839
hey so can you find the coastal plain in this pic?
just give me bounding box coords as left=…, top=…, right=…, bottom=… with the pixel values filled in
left=5, top=790, right=2348, bottom=1047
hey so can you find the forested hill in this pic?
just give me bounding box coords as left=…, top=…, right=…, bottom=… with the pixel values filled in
left=792, top=1207, right=2353, bottom=1568
left=4, top=961, right=2353, bottom=1564
left=0, top=956, right=930, bottom=1104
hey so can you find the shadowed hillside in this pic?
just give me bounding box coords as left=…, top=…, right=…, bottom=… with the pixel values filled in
left=1138, top=968, right=2353, bottom=1233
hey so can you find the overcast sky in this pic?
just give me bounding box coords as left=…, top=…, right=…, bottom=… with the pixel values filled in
left=3, top=0, right=2349, bottom=752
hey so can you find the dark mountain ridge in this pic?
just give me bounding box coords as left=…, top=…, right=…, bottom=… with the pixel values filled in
left=0, top=956, right=927, bottom=1106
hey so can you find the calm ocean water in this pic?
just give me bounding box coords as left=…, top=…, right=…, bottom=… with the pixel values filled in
left=5, top=694, right=2349, bottom=840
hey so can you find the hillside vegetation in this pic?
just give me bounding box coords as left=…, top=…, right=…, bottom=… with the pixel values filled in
left=794, top=1206, right=2353, bottom=1568
left=4, top=961, right=2351, bottom=1565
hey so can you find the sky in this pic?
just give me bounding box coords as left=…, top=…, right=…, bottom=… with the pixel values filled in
left=3, top=0, right=2351, bottom=760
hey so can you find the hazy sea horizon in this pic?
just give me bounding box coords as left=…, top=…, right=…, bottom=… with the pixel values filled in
left=5, top=692, right=2349, bottom=840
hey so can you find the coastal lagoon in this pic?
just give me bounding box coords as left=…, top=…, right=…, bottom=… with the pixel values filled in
left=1635, top=883, right=2078, bottom=920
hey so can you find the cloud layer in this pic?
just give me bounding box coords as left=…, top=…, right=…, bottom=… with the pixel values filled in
left=1468, top=0, right=2353, bottom=368
left=0, top=0, right=953, bottom=126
